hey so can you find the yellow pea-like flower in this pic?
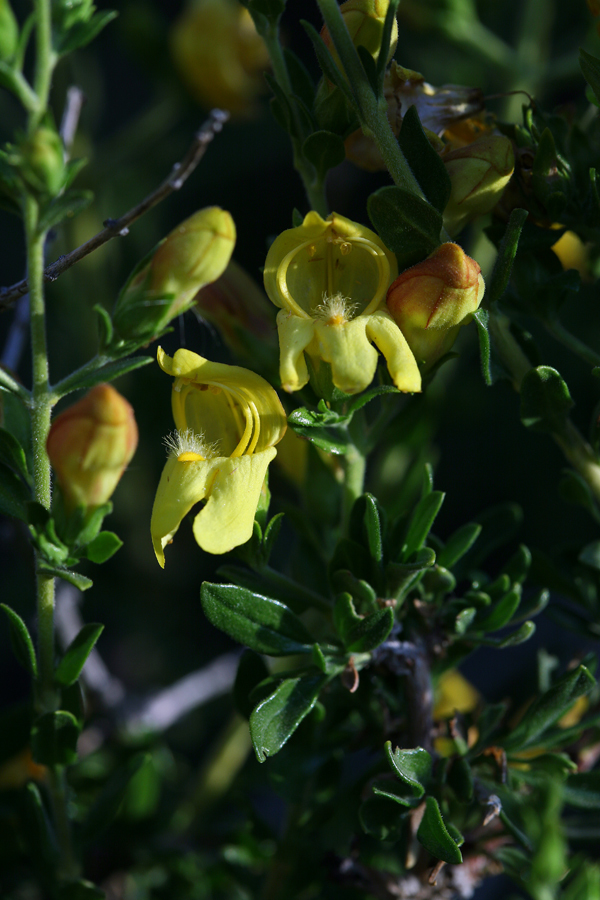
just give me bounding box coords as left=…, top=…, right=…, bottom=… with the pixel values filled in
left=263, top=211, right=421, bottom=396
left=151, top=348, right=287, bottom=563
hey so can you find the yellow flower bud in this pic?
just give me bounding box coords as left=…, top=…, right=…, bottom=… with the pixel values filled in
left=442, top=135, right=514, bottom=236
left=0, top=748, right=46, bottom=791
left=47, top=384, right=138, bottom=512
left=170, top=0, right=269, bottom=117
left=19, top=127, right=65, bottom=196
left=386, top=242, right=485, bottom=370
left=113, top=207, right=236, bottom=342
left=321, top=0, right=398, bottom=71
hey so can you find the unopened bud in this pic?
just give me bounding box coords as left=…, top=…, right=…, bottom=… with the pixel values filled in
left=112, top=207, right=236, bottom=342
left=19, top=127, right=65, bottom=196
left=170, top=0, right=269, bottom=117
left=443, top=135, right=514, bottom=236
left=386, top=243, right=485, bottom=369
left=0, top=0, right=19, bottom=61
left=47, top=384, right=138, bottom=512
left=321, top=0, right=398, bottom=71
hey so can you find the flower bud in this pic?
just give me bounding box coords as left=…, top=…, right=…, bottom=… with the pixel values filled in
left=170, top=0, right=269, bottom=117
left=112, top=207, right=236, bottom=342
left=386, top=242, right=485, bottom=369
left=442, top=135, right=514, bottom=236
left=321, top=0, right=398, bottom=71
left=47, top=384, right=138, bottom=512
left=19, top=127, right=65, bottom=196
left=0, top=0, right=19, bottom=61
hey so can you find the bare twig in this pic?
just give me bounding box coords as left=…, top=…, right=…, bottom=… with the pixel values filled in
left=0, top=109, right=230, bottom=311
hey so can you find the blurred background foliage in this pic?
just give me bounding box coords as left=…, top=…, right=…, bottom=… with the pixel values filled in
left=1, top=0, right=600, bottom=897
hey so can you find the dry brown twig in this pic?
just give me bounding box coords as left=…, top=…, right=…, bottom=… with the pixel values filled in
left=0, top=108, right=229, bottom=312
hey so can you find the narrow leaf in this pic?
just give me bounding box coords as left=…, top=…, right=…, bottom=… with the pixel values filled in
left=473, top=309, right=492, bottom=386
left=1, top=604, right=37, bottom=676
left=0, top=427, right=29, bottom=480
left=401, top=491, right=445, bottom=561
left=0, top=461, right=31, bottom=520
left=487, top=208, right=528, bottom=304
left=31, top=710, right=80, bottom=766
left=55, top=623, right=104, bottom=687
left=53, top=355, right=152, bottom=399
left=438, top=522, right=481, bottom=569
left=580, top=49, right=600, bottom=106
left=385, top=742, right=432, bottom=796
left=368, top=185, right=443, bottom=270
left=417, top=796, right=463, bottom=864
left=345, top=607, right=393, bottom=652
left=398, top=105, right=451, bottom=213
left=520, top=366, right=573, bottom=433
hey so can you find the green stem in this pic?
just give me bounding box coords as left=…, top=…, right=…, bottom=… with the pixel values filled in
left=0, top=62, right=41, bottom=113
left=262, top=20, right=328, bottom=215
left=30, top=0, right=55, bottom=131
left=545, top=318, right=600, bottom=369
left=48, top=769, right=79, bottom=880
left=316, top=0, right=424, bottom=200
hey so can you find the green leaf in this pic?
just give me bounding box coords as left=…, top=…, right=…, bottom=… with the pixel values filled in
left=368, top=185, right=443, bottom=270
left=244, top=0, right=285, bottom=21
left=359, top=795, right=404, bottom=840
left=57, top=879, right=106, bottom=900
left=417, top=796, right=463, bottom=864
left=0, top=460, right=31, bottom=520
left=83, top=531, right=123, bottom=563
left=563, top=772, right=600, bottom=809
left=284, top=48, right=315, bottom=110
left=234, top=650, right=270, bottom=720
left=262, top=512, right=285, bottom=564
left=53, top=354, right=152, bottom=399
left=385, top=742, right=432, bottom=797
left=504, top=664, right=595, bottom=751
left=249, top=674, right=327, bottom=762
left=38, top=189, right=93, bottom=233
left=472, top=309, right=492, bottom=386
left=496, top=620, right=536, bottom=647
left=0, top=426, right=30, bottom=480
left=31, top=710, right=80, bottom=766
left=580, top=50, right=600, bottom=107
left=55, top=623, right=104, bottom=687
left=0, top=604, right=37, bottom=676
left=301, top=19, right=353, bottom=102
left=57, top=10, right=118, bottom=54
left=578, top=540, right=600, bottom=570
left=302, top=130, right=345, bottom=182
left=23, top=783, right=58, bottom=866
left=486, top=208, right=529, bottom=305
left=401, top=490, right=445, bottom=561
left=398, top=105, right=451, bottom=214
left=520, top=366, right=573, bottom=434
left=347, top=383, right=400, bottom=415
left=447, top=756, right=474, bottom=801
left=81, top=753, right=147, bottom=843
left=437, top=522, right=481, bottom=569
left=386, top=547, right=436, bottom=598
left=201, top=583, right=314, bottom=655
left=455, top=607, right=476, bottom=634
left=477, top=585, right=522, bottom=632
left=345, top=606, right=393, bottom=652
left=371, top=776, right=414, bottom=807
left=36, top=562, right=93, bottom=591
left=333, top=593, right=362, bottom=642
left=376, top=0, right=400, bottom=81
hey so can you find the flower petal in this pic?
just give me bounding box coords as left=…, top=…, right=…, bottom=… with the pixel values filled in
left=276, top=310, right=315, bottom=392
left=151, top=455, right=220, bottom=567
left=192, top=448, right=277, bottom=554
left=313, top=317, right=378, bottom=395
left=365, top=309, right=422, bottom=393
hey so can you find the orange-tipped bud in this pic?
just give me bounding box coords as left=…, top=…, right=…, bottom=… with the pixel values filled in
left=47, top=385, right=138, bottom=512
left=443, top=135, right=514, bottom=236
left=112, top=207, right=236, bottom=342
left=321, top=0, right=398, bottom=71
left=386, top=243, right=485, bottom=369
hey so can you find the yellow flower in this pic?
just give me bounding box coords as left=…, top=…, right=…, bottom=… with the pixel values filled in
left=151, top=348, right=287, bottom=563
left=170, top=0, right=269, bottom=117
left=263, top=211, right=421, bottom=396
left=434, top=669, right=480, bottom=720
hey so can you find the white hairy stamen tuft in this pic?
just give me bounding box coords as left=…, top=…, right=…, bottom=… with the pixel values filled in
left=313, top=292, right=358, bottom=324
left=163, top=428, right=219, bottom=459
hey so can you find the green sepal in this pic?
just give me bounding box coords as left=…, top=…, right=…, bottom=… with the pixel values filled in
left=31, top=710, right=80, bottom=766
left=302, top=130, right=345, bottom=182
left=83, top=531, right=123, bottom=563
left=416, top=796, right=463, bottom=864
left=503, top=664, right=595, bottom=752
left=201, top=583, right=314, bottom=656
left=0, top=426, right=30, bottom=481
left=398, top=105, right=451, bottom=214
left=368, top=185, right=443, bottom=271
left=385, top=742, right=432, bottom=797
left=249, top=674, right=328, bottom=762
left=55, top=623, right=104, bottom=687
left=520, top=365, right=573, bottom=434
left=0, top=604, right=37, bottom=676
